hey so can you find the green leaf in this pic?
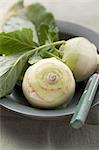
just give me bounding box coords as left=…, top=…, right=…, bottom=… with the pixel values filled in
left=37, top=24, right=58, bottom=45
left=40, top=51, right=62, bottom=62
left=5, top=0, right=24, bottom=18
left=25, top=3, right=59, bottom=45
left=0, top=54, right=20, bottom=76
left=28, top=41, right=65, bottom=65
left=2, top=3, right=58, bottom=46
left=17, top=62, right=30, bottom=86
left=28, top=51, right=42, bottom=65
left=25, top=3, right=48, bottom=27
left=2, top=17, right=39, bottom=43
left=0, top=28, right=38, bottom=55
left=0, top=50, right=35, bottom=98
left=25, top=3, right=57, bottom=30
left=28, top=46, right=51, bottom=65
left=37, top=24, right=49, bottom=45
left=28, top=55, right=42, bottom=65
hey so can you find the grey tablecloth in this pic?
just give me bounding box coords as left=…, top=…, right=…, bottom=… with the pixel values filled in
left=0, top=0, right=99, bottom=150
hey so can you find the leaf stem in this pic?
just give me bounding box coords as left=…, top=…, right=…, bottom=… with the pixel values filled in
left=27, top=40, right=65, bottom=63
left=33, top=40, right=65, bottom=53
left=54, top=49, right=63, bottom=55
left=44, top=51, right=63, bottom=62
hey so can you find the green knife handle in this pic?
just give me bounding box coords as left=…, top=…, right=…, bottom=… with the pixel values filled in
left=70, top=73, right=99, bottom=129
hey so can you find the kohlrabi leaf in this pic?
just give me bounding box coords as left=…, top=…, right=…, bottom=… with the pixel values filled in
left=2, top=0, right=38, bottom=43
left=25, top=3, right=53, bottom=27
left=28, top=55, right=42, bottom=65
left=41, top=51, right=62, bottom=62
left=5, top=0, right=24, bottom=19
left=0, top=50, right=35, bottom=98
left=28, top=46, right=51, bottom=65
left=25, top=3, right=58, bottom=45
left=0, top=54, right=20, bottom=77
left=2, top=17, right=39, bottom=43
left=37, top=24, right=58, bottom=45
left=1, top=1, right=39, bottom=44
left=28, top=41, right=64, bottom=65
left=9, top=0, right=24, bottom=11
left=0, top=28, right=38, bottom=55
left=2, top=3, right=58, bottom=46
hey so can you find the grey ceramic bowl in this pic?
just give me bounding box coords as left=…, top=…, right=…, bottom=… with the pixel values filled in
left=0, top=21, right=99, bottom=119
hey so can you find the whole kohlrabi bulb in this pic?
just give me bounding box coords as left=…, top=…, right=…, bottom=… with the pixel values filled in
left=60, top=37, right=98, bottom=82
left=22, top=58, right=75, bottom=108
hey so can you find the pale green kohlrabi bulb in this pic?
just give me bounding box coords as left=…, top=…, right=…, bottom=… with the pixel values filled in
left=96, top=54, right=99, bottom=73
left=60, top=37, right=98, bottom=82
left=22, top=58, right=75, bottom=109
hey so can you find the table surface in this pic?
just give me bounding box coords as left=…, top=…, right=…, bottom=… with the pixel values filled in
left=0, top=0, right=99, bottom=150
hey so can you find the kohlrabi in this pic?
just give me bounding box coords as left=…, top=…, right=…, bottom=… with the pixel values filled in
left=96, top=54, right=99, bottom=73
left=22, top=57, right=75, bottom=108
left=60, top=37, right=98, bottom=82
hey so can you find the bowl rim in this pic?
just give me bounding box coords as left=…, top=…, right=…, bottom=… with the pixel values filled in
left=57, top=20, right=99, bottom=50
